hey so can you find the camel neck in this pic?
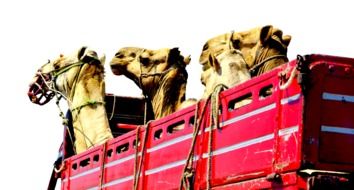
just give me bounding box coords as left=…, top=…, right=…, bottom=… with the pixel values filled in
left=68, top=69, right=113, bottom=154
left=147, top=69, right=187, bottom=119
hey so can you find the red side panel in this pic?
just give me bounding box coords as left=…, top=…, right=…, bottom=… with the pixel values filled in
left=143, top=107, right=196, bottom=189
left=303, top=55, right=354, bottom=171
left=197, top=70, right=282, bottom=188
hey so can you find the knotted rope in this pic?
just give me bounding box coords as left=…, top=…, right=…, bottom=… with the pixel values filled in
left=179, top=84, right=227, bottom=190
left=207, top=84, right=227, bottom=190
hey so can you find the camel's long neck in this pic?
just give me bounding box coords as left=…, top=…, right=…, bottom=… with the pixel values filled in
left=67, top=67, right=113, bottom=154
left=146, top=69, right=187, bottom=119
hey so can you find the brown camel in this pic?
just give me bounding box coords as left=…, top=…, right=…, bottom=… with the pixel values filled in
left=110, top=47, right=194, bottom=119
left=28, top=47, right=113, bottom=154
left=200, top=25, right=291, bottom=77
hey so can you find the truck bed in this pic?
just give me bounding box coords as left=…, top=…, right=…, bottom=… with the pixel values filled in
left=60, top=54, right=354, bottom=190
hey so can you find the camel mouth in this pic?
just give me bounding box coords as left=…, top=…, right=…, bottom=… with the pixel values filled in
left=110, top=58, right=126, bottom=76
left=110, top=64, right=122, bottom=75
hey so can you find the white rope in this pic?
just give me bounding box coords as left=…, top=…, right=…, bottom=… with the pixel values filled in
left=279, top=66, right=297, bottom=90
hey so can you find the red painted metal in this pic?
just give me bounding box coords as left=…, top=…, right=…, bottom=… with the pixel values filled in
left=59, top=54, right=354, bottom=189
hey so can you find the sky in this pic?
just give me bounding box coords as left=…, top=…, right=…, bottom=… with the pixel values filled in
left=1, top=0, right=353, bottom=189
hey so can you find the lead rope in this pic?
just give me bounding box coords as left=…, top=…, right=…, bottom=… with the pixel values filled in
left=53, top=91, right=77, bottom=155
left=99, top=142, right=108, bottom=190
left=207, top=84, right=227, bottom=190
left=133, top=125, right=141, bottom=190
left=180, top=96, right=211, bottom=190
left=50, top=61, right=95, bottom=151
left=109, top=95, right=116, bottom=121
left=279, top=65, right=297, bottom=90
left=133, top=122, right=151, bottom=190
left=143, top=95, right=148, bottom=125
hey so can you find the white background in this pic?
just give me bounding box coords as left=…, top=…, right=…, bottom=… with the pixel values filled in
left=1, top=0, right=353, bottom=189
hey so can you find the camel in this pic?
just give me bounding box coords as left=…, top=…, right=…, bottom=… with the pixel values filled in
left=200, top=25, right=291, bottom=77
left=110, top=47, right=195, bottom=119
left=201, top=46, right=250, bottom=99
left=28, top=46, right=113, bottom=154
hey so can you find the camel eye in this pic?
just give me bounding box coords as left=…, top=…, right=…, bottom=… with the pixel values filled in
left=141, top=57, right=149, bottom=65
left=53, top=65, right=60, bottom=69
left=130, top=53, right=136, bottom=57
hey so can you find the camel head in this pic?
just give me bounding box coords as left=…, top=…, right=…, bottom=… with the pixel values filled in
left=29, top=47, right=113, bottom=154
left=28, top=46, right=106, bottom=105
left=200, top=25, right=291, bottom=76
left=201, top=47, right=250, bottom=99
left=110, top=47, right=191, bottom=96
left=110, top=47, right=191, bottom=119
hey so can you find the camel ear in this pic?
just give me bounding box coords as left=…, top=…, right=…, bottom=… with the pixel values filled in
left=184, top=55, right=191, bottom=65
left=230, top=32, right=242, bottom=49
left=77, top=46, right=88, bottom=60
left=169, top=47, right=181, bottom=58
left=168, top=47, right=182, bottom=64
left=282, top=35, right=292, bottom=47
left=208, top=53, right=221, bottom=74
left=260, top=25, right=274, bottom=45
left=99, top=54, right=106, bottom=65
left=78, top=46, right=99, bottom=63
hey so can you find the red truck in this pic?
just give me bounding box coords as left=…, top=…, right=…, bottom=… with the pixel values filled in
left=54, top=54, right=354, bottom=189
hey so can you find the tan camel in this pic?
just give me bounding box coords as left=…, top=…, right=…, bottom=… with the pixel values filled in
left=200, top=25, right=291, bottom=77
left=201, top=47, right=250, bottom=99
left=28, top=47, right=113, bottom=154
left=110, top=47, right=195, bottom=119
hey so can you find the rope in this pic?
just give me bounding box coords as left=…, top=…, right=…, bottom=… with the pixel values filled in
left=133, top=122, right=151, bottom=190
left=69, top=99, right=105, bottom=150
left=207, top=84, right=227, bottom=190
left=72, top=125, right=95, bottom=149
left=210, top=84, right=227, bottom=130
left=133, top=125, right=141, bottom=190
left=38, top=59, right=102, bottom=155
left=71, top=100, right=105, bottom=114
left=54, top=160, right=66, bottom=173
left=109, top=95, right=116, bottom=120
left=52, top=61, right=87, bottom=78
left=65, top=125, right=77, bottom=155
left=55, top=95, right=69, bottom=125
left=179, top=84, right=227, bottom=189
left=250, top=54, right=287, bottom=75
left=279, top=66, right=297, bottom=90
left=179, top=96, right=211, bottom=190
left=143, top=95, right=148, bottom=125
left=99, top=142, right=108, bottom=190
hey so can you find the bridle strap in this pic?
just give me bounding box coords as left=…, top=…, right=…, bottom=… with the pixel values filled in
left=52, top=61, right=87, bottom=78
left=137, top=49, right=178, bottom=96
left=250, top=43, right=288, bottom=76
left=249, top=54, right=288, bottom=75
left=71, top=100, right=105, bottom=114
